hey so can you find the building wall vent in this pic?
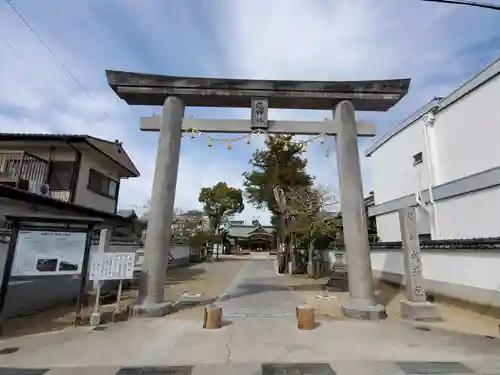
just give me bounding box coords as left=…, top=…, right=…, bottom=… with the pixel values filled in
left=413, top=152, right=423, bottom=166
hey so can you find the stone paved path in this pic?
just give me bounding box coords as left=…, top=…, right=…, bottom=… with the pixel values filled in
left=217, top=257, right=303, bottom=320
left=3, top=360, right=500, bottom=375
left=2, top=258, right=500, bottom=372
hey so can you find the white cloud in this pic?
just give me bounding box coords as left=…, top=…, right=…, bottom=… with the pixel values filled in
left=206, top=0, right=500, bottom=204
left=1, top=0, right=499, bottom=227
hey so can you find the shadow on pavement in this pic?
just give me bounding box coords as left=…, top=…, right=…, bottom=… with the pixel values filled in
left=288, top=283, right=327, bottom=292
left=217, top=282, right=291, bottom=302
left=374, top=281, right=405, bottom=307
left=164, top=265, right=207, bottom=285
left=172, top=297, right=219, bottom=313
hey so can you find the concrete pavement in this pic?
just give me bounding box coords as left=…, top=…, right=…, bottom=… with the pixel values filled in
left=2, top=360, right=500, bottom=375
left=1, top=257, right=500, bottom=373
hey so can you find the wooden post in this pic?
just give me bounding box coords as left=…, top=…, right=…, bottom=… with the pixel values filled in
left=203, top=304, right=222, bottom=329
left=94, top=283, right=101, bottom=314
left=296, top=305, right=315, bottom=330
left=112, top=280, right=123, bottom=323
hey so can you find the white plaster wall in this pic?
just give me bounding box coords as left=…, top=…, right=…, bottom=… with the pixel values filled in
left=375, top=212, right=400, bottom=242
left=370, top=74, right=500, bottom=241
left=375, top=206, right=430, bottom=242
left=371, top=251, right=405, bottom=276
left=370, top=121, right=429, bottom=205
left=371, top=250, right=500, bottom=306
left=435, top=186, right=500, bottom=239
left=74, top=151, right=120, bottom=214
left=432, top=74, right=500, bottom=185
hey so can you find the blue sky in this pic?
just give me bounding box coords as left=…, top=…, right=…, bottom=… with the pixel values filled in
left=1, top=0, right=500, bottom=225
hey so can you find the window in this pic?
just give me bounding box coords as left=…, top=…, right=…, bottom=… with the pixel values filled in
left=88, top=169, right=118, bottom=199
left=413, top=152, right=423, bottom=166
left=48, top=161, right=74, bottom=190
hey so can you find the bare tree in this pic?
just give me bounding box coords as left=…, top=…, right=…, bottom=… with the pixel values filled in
left=141, top=199, right=184, bottom=227
left=286, top=185, right=339, bottom=224
left=280, top=185, right=340, bottom=276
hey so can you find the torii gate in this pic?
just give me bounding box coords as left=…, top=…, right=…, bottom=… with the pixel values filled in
left=106, top=71, right=410, bottom=320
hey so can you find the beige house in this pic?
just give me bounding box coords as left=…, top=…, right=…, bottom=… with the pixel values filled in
left=0, top=133, right=140, bottom=228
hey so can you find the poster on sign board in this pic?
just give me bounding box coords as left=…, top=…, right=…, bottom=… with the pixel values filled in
left=11, top=230, right=87, bottom=276
left=89, top=252, right=136, bottom=281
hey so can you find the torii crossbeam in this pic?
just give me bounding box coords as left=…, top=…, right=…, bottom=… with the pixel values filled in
left=106, top=70, right=410, bottom=320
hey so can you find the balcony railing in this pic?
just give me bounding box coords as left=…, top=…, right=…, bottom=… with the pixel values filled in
left=0, top=151, right=48, bottom=188
left=50, top=190, right=71, bottom=202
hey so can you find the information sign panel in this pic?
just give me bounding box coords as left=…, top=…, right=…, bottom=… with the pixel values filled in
left=12, top=230, right=87, bottom=276
left=89, top=252, right=136, bottom=281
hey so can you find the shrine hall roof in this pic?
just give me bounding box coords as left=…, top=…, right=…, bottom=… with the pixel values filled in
left=106, top=70, right=410, bottom=111
left=228, top=224, right=274, bottom=238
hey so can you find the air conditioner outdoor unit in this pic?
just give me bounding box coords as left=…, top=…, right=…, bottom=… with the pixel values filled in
left=28, top=181, right=51, bottom=197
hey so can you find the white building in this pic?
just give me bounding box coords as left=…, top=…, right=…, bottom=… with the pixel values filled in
left=366, top=57, right=500, bottom=242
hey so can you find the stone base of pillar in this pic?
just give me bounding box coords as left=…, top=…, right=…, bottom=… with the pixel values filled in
left=341, top=298, right=387, bottom=320
left=131, top=301, right=173, bottom=318
left=307, top=262, right=314, bottom=277
left=400, top=300, right=440, bottom=321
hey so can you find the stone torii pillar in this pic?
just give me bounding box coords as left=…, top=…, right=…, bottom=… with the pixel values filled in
left=133, top=97, right=185, bottom=317
left=105, top=69, right=410, bottom=319
left=334, top=101, right=386, bottom=320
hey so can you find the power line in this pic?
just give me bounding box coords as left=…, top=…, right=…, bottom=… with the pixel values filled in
left=0, top=33, right=19, bottom=56
left=3, top=0, right=109, bottom=117
left=421, top=0, right=500, bottom=11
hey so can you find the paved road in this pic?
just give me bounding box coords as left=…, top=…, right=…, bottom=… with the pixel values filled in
left=217, top=257, right=304, bottom=320
left=3, top=257, right=500, bottom=372
left=3, top=360, right=500, bottom=375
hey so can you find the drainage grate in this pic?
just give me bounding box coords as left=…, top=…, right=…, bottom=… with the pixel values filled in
left=414, top=326, right=431, bottom=332
left=0, top=347, right=19, bottom=355
left=0, top=369, right=49, bottom=375
left=117, top=366, right=193, bottom=375
left=396, top=362, right=475, bottom=374
left=262, top=362, right=336, bottom=375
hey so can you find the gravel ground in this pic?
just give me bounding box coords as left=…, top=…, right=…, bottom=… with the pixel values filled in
left=287, top=274, right=500, bottom=337
left=1, top=259, right=247, bottom=337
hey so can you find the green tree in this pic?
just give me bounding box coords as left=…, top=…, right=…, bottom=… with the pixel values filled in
left=198, top=182, right=244, bottom=235
left=367, top=214, right=378, bottom=242
left=243, top=135, right=313, bottom=239
left=189, top=229, right=212, bottom=247
left=312, top=215, right=343, bottom=250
